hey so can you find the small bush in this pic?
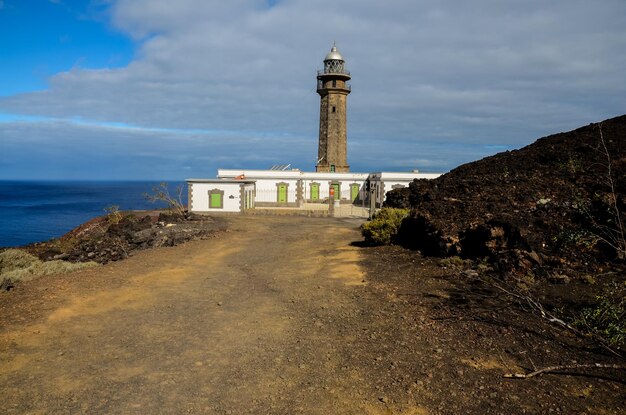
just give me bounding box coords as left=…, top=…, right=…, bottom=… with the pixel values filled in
left=0, top=249, right=98, bottom=284
left=361, top=208, right=409, bottom=245
left=104, top=205, right=123, bottom=224
left=439, top=256, right=467, bottom=268
left=573, top=282, right=625, bottom=348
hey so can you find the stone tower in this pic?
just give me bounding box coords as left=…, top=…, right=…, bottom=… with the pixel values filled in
left=316, top=44, right=351, bottom=172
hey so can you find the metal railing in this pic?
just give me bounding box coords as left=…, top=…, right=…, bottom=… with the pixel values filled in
left=317, top=69, right=351, bottom=77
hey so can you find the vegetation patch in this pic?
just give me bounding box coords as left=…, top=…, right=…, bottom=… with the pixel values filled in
left=360, top=208, right=409, bottom=245
left=573, top=282, right=626, bottom=348
left=0, top=249, right=98, bottom=287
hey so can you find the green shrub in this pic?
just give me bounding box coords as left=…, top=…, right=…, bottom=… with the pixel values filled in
left=574, top=282, right=625, bottom=348
left=0, top=249, right=98, bottom=284
left=361, top=208, right=409, bottom=245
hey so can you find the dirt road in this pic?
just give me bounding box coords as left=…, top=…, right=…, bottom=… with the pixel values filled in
left=1, top=216, right=623, bottom=414
left=0, top=216, right=401, bottom=414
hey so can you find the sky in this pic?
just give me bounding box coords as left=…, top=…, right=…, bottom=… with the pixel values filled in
left=0, top=0, right=625, bottom=180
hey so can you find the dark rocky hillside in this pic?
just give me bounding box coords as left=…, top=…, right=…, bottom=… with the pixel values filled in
left=387, top=114, right=626, bottom=273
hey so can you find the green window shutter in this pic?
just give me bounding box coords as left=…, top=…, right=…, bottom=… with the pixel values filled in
left=311, top=184, right=319, bottom=201
left=350, top=184, right=359, bottom=202
left=210, top=193, right=222, bottom=208
left=278, top=185, right=287, bottom=203
left=332, top=184, right=340, bottom=199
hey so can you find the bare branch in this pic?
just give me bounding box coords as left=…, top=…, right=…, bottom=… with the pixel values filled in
left=598, top=123, right=626, bottom=258
left=144, top=182, right=188, bottom=218
left=485, top=277, right=624, bottom=358
left=504, top=363, right=625, bottom=379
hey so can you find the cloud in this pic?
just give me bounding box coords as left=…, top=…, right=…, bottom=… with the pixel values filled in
left=0, top=117, right=312, bottom=180
left=1, top=0, right=625, bottom=179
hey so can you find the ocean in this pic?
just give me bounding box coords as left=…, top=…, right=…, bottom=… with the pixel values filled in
left=0, top=181, right=187, bottom=248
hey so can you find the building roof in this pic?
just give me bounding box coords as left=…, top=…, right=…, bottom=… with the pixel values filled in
left=216, top=169, right=442, bottom=181
left=324, top=45, right=344, bottom=61
left=186, top=178, right=256, bottom=184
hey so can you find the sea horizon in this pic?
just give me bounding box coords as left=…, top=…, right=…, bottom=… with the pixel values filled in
left=0, top=180, right=188, bottom=248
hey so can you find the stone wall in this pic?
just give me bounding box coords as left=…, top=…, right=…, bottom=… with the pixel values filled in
left=317, top=86, right=349, bottom=172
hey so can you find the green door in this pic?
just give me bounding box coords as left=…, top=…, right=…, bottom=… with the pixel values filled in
left=210, top=192, right=222, bottom=208
left=311, top=183, right=319, bottom=201
left=278, top=184, right=287, bottom=203
left=350, top=184, right=360, bottom=202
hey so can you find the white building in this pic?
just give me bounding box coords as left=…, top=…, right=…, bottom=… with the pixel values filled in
left=187, top=170, right=440, bottom=214
left=187, top=179, right=256, bottom=214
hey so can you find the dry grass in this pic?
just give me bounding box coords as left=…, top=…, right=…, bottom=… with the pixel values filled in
left=0, top=249, right=98, bottom=283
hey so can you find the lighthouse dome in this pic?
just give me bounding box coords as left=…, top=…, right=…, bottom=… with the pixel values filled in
left=325, top=46, right=344, bottom=61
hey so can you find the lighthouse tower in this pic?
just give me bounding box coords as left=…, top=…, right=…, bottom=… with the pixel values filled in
left=316, top=44, right=351, bottom=173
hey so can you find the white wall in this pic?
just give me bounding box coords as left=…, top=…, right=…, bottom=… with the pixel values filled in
left=299, top=179, right=365, bottom=201
left=190, top=182, right=242, bottom=212
left=381, top=180, right=410, bottom=191
left=378, top=172, right=442, bottom=181
left=214, top=169, right=442, bottom=206
left=253, top=178, right=299, bottom=203
left=219, top=170, right=371, bottom=202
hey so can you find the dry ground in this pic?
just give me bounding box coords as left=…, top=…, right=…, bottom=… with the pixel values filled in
left=0, top=216, right=624, bottom=414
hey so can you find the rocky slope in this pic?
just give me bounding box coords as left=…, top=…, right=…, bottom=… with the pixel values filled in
left=387, top=114, right=626, bottom=273
left=22, top=211, right=227, bottom=265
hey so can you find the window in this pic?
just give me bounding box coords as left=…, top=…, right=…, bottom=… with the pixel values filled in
left=310, top=183, right=320, bottom=201
left=208, top=189, right=224, bottom=209
left=332, top=80, right=336, bottom=87
left=244, top=189, right=254, bottom=209
left=332, top=106, right=336, bottom=113
left=330, top=164, right=335, bottom=172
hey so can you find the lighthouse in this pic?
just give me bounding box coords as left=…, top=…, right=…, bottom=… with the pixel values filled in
left=187, top=44, right=443, bottom=215
left=316, top=44, right=351, bottom=173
